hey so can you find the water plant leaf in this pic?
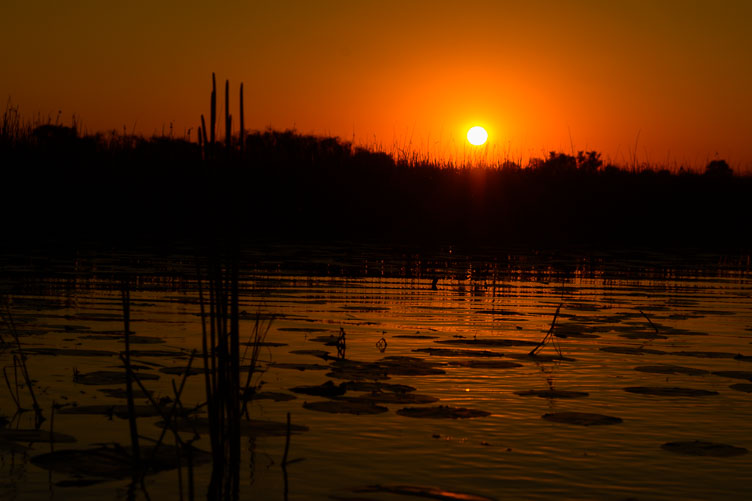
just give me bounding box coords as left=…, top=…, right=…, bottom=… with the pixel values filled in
left=21, top=347, right=117, bottom=357
left=288, top=349, right=331, bottom=360
left=661, top=440, right=748, bottom=457
left=343, top=381, right=415, bottom=393
left=599, top=346, right=667, bottom=355
left=74, top=370, right=159, bottom=385
left=633, top=365, right=709, bottom=376
left=672, top=351, right=737, bottom=359
left=515, top=390, right=589, bottom=398
left=397, top=406, right=490, bottom=419
left=542, top=412, right=622, bottom=426
left=159, top=366, right=205, bottom=376
left=243, top=391, right=296, bottom=402
left=436, top=339, right=537, bottom=347
left=377, top=356, right=446, bottom=375
left=58, top=404, right=188, bottom=419
left=623, top=387, right=718, bottom=397
left=729, top=383, right=752, bottom=392
left=290, top=381, right=347, bottom=397
left=303, top=399, right=388, bottom=415
left=413, top=348, right=505, bottom=358
left=31, top=444, right=211, bottom=478
left=271, top=362, right=329, bottom=371
left=448, top=360, right=523, bottom=369
left=712, top=370, right=752, bottom=380
left=353, top=484, right=497, bottom=501
left=97, top=388, right=154, bottom=399
left=161, top=417, right=308, bottom=436
left=0, top=429, right=76, bottom=443
left=353, top=392, right=438, bottom=404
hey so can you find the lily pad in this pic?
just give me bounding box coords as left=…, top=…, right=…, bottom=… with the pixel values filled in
left=448, top=360, right=523, bottom=369
left=618, top=332, right=668, bottom=340
left=600, top=347, right=666, bottom=356
left=542, top=412, right=622, bottom=426
left=507, top=353, right=576, bottom=362
left=378, top=356, right=446, bottom=376
left=730, top=383, right=752, bottom=392
left=31, top=445, right=210, bottom=478
left=712, top=370, right=752, bottom=380
left=97, top=388, right=154, bottom=399
left=352, top=484, right=497, bottom=501
left=21, top=347, right=116, bottom=357
left=243, top=391, right=296, bottom=402
left=310, top=335, right=341, bottom=345
left=291, top=381, right=347, bottom=397
left=127, top=350, right=186, bottom=358
left=413, top=348, right=505, bottom=358
left=58, top=404, right=185, bottom=419
left=75, top=371, right=159, bottom=385
left=270, top=363, right=329, bottom=371
left=0, top=429, right=76, bottom=443
left=278, top=327, right=331, bottom=332
left=634, top=365, right=709, bottom=376
left=159, top=366, right=205, bottom=376
left=672, top=351, right=737, bottom=359
left=397, top=406, right=490, bottom=419
left=162, top=417, right=308, bottom=436
left=623, top=386, right=718, bottom=397
left=435, top=339, right=537, bottom=347
left=289, top=349, right=331, bottom=360
left=661, top=440, right=748, bottom=457
left=354, top=392, right=439, bottom=404
left=303, top=399, right=388, bottom=415
left=554, top=331, right=600, bottom=339
left=341, top=382, right=413, bottom=394
left=515, top=390, right=589, bottom=399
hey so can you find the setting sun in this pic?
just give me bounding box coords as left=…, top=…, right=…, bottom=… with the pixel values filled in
left=467, top=126, right=488, bottom=146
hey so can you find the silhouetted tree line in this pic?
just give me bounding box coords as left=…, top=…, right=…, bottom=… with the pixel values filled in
left=0, top=124, right=748, bottom=250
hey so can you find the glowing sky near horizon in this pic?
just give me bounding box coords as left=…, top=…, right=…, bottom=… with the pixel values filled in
left=1, top=0, right=751, bottom=167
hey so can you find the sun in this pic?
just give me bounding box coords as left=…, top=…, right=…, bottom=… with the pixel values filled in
left=467, top=126, right=488, bottom=146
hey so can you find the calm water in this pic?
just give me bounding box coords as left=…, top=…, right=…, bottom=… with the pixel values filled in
left=1, top=247, right=751, bottom=500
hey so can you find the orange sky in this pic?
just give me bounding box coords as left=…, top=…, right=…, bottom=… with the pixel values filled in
left=2, top=0, right=751, bottom=168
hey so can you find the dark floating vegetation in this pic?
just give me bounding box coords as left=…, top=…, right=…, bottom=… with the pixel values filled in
left=303, top=399, right=388, bottom=415
left=633, top=365, right=709, bottom=376
left=435, top=338, right=538, bottom=347
left=73, top=370, right=160, bottom=385
left=448, top=360, right=523, bottom=369
left=413, top=348, right=506, bottom=358
left=352, top=484, right=497, bottom=501
left=542, top=412, right=623, bottom=426
left=290, top=381, right=347, bottom=397
left=712, top=370, right=752, bottom=380
left=600, top=346, right=667, bottom=356
left=730, top=383, right=752, bottom=393
left=515, top=390, right=589, bottom=399
left=31, top=445, right=211, bottom=479
left=623, top=387, right=719, bottom=397
left=397, top=406, right=491, bottom=419
left=661, top=441, right=748, bottom=457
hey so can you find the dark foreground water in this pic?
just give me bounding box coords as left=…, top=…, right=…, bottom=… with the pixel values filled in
left=1, top=246, right=751, bottom=500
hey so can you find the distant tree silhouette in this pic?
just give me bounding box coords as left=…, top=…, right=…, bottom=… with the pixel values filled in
left=705, top=159, right=732, bottom=177
left=576, top=151, right=602, bottom=172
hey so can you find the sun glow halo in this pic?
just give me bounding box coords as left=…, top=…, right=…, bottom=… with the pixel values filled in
left=467, top=126, right=488, bottom=146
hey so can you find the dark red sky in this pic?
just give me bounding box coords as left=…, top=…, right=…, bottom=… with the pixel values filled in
left=2, top=0, right=750, bottom=168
